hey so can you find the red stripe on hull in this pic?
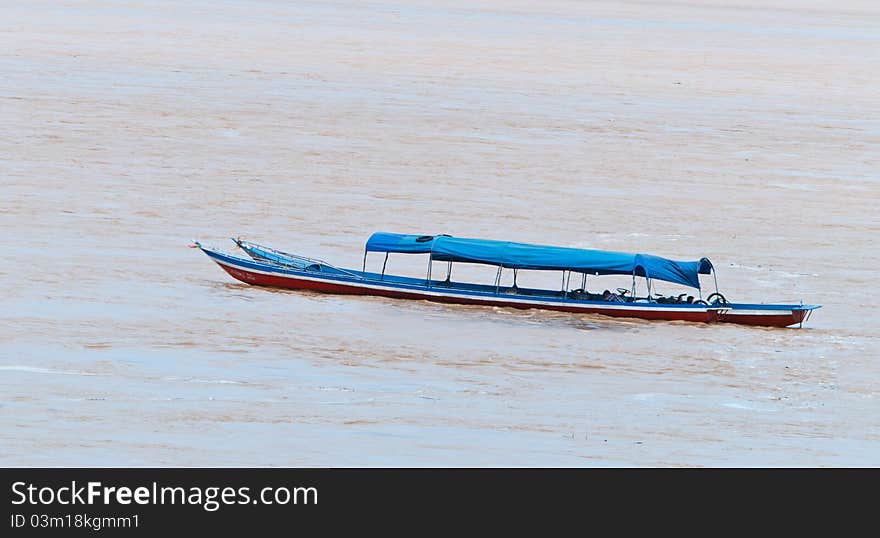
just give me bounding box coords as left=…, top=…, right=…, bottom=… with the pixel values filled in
left=717, top=310, right=808, bottom=328
left=217, top=263, right=716, bottom=324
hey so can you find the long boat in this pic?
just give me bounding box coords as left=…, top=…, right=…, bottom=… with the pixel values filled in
left=192, top=233, right=820, bottom=328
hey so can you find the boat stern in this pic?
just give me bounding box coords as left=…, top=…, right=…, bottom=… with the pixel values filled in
left=716, top=303, right=821, bottom=328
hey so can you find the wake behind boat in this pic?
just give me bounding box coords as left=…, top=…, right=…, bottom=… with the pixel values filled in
left=192, top=233, right=820, bottom=328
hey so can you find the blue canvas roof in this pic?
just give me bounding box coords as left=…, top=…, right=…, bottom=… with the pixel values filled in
left=365, top=232, right=713, bottom=288
left=365, top=232, right=441, bottom=254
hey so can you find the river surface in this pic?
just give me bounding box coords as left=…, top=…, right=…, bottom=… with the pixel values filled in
left=1, top=0, right=878, bottom=466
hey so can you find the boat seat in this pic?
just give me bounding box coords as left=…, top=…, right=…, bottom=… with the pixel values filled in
left=569, top=289, right=603, bottom=301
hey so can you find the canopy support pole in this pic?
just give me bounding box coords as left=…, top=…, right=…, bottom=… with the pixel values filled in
left=426, top=256, right=433, bottom=287
left=581, top=273, right=587, bottom=290
left=380, top=252, right=389, bottom=280
left=512, top=269, right=518, bottom=289
left=713, top=269, right=719, bottom=296
left=445, top=262, right=452, bottom=283
left=362, top=250, right=367, bottom=272
left=631, top=272, right=636, bottom=298
left=495, top=267, right=502, bottom=294
left=561, top=270, right=568, bottom=298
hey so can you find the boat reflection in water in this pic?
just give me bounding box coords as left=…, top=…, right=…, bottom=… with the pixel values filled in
left=193, top=233, right=820, bottom=328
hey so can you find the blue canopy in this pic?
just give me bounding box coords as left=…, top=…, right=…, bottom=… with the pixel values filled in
left=364, top=232, right=713, bottom=289
left=365, top=232, right=442, bottom=254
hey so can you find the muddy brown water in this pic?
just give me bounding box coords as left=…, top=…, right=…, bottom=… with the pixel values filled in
left=1, top=0, right=877, bottom=465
